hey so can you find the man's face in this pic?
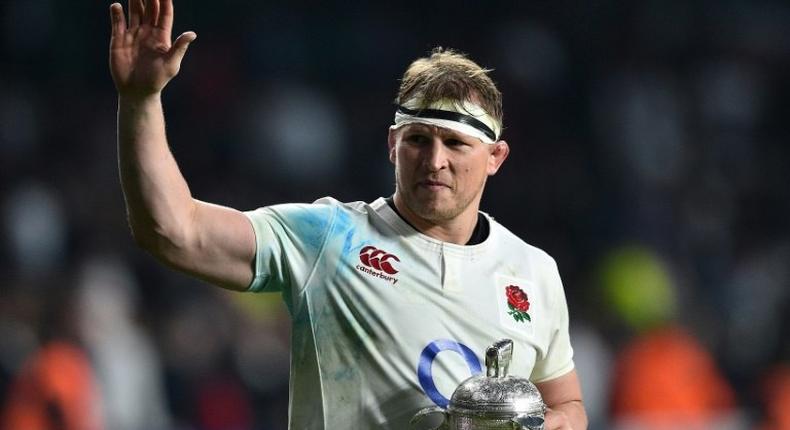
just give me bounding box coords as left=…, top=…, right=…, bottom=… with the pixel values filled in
left=388, top=123, right=509, bottom=224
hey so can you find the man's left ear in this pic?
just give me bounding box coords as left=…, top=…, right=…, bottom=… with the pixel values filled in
left=487, top=140, right=510, bottom=175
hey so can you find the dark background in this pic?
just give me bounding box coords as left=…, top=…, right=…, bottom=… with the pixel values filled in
left=1, top=1, right=788, bottom=429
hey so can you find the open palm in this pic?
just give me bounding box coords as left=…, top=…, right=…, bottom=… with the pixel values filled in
left=109, top=0, right=196, bottom=96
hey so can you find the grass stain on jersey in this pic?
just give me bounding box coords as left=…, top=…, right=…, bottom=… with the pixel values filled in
left=274, top=203, right=334, bottom=251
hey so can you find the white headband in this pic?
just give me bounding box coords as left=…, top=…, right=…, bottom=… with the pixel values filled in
left=391, top=98, right=502, bottom=144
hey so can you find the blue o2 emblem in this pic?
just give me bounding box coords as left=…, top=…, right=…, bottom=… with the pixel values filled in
left=417, top=339, right=482, bottom=408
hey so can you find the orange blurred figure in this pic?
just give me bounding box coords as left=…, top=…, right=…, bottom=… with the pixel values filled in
left=610, top=326, right=736, bottom=429
left=1, top=341, right=103, bottom=430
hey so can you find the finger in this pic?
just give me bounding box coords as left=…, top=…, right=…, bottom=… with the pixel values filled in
left=159, top=0, right=173, bottom=32
left=110, top=3, right=127, bottom=42
left=543, top=410, right=569, bottom=430
left=167, top=31, right=197, bottom=64
left=129, top=0, right=143, bottom=27
left=144, top=0, right=160, bottom=26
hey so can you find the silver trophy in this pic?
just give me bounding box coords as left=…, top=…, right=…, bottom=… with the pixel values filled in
left=411, top=339, right=546, bottom=430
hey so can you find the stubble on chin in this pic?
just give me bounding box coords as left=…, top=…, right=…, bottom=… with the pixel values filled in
left=416, top=201, right=459, bottom=222
left=403, top=188, right=466, bottom=223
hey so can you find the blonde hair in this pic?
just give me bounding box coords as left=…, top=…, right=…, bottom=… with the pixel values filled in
left=395, top=47, right=503, bottom=130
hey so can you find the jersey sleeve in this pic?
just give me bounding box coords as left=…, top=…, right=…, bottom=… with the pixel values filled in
left=243, top=200, right=337, bottom=303
left=530, top=256, right=575, bottom=383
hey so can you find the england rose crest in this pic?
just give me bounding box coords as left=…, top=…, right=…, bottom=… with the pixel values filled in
left=505, top=285, right=531, bottom=322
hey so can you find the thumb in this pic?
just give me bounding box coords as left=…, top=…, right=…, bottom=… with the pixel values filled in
left=168, top=31, right=197, bottom=63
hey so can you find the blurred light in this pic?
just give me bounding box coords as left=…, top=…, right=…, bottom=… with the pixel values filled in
left=696, top=60, right=764, bottom=128
left=74, top=255, right=173, bottom=430
left=244, top=83, right=347, bottom=182
left=75, top=255, right=138, bottom=341
left=3, top=181, right=66, bottom=275
left=599, top=245, right=677, bottom=332
left=570, top=324, right=613, bottom=428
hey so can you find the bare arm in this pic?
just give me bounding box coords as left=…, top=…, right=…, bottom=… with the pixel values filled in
left=110, top=0, right=255, bottom=291
left=536, top=369, right=588, bottom=430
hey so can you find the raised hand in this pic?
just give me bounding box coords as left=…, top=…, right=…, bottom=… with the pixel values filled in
left=109, top=0, right=196, bottom=97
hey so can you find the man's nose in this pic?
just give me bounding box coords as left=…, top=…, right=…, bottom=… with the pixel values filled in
left=422, top=138, right=449, bottom=172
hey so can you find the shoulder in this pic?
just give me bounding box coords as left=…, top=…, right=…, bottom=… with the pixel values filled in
left=247, top=196, right=362, bottom=217
left=312, top=196, right=371, bottom=215
left=485, top=213, right=558, bottom=270
left=246, top=196, right=379, bottom=232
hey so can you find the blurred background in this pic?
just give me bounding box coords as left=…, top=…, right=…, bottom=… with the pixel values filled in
left=1, top=0, right=789, bottom=429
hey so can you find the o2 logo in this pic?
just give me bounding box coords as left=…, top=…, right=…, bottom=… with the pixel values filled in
left=417, top=339, right=482, bottom=408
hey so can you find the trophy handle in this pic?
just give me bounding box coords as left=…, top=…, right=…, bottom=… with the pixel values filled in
left=512, top=414, right=545, bottom=430
left=486, top=339, right=514, bottom=377
left=410, top=406, right=448, bottom=430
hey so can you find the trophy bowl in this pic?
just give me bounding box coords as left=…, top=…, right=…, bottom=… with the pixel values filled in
left=411, top=339, right=546, bottom=430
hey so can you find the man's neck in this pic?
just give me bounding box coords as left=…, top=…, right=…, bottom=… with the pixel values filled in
left=391, top=193, right=481, bottom=245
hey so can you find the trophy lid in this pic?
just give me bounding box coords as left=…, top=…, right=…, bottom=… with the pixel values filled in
left=447, top=339, right=545, bottom=418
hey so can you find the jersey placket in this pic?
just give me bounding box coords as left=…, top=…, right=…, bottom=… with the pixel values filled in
left=440, top=244, right=463, bottom=293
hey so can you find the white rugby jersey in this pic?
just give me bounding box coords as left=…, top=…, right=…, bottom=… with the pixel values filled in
left=244, top=197, right=574, bottom=429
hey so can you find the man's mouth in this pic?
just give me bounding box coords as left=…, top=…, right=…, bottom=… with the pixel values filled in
left=418, top=179, right=451, bottom=190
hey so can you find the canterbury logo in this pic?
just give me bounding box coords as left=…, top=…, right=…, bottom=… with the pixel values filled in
left=359, top=246, right=400, bottom=275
